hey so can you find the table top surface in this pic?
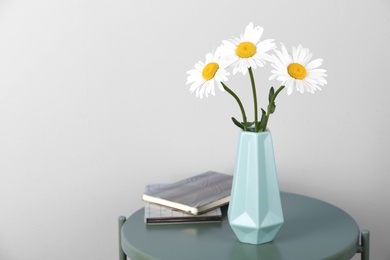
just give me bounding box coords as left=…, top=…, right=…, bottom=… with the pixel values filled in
left=121, top=192, right=360, bottom=260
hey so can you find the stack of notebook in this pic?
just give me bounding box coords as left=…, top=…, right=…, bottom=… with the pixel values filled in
left=142, top=171, right=233, bottom=225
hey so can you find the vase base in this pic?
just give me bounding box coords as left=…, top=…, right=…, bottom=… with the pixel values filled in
left=230, top=215, right=283, bottom=245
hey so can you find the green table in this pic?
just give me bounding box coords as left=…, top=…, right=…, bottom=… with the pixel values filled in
left=119, top=192, right=369, bottom=260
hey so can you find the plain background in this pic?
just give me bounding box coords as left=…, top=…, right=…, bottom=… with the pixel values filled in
left=1, top=0, right=389, bottom=259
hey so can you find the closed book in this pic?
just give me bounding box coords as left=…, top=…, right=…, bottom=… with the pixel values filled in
left=144, top=203, right=223, bottom=224
left=142, top=171, right=232, bottom=215
left=144, top=184, right=222, bottom=224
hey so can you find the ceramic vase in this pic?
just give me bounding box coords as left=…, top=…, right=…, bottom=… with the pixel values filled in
left=228, top=130, right=284, bottom=244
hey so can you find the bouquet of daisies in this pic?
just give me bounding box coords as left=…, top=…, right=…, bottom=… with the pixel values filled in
left=186, top=22, right=327, bottom=132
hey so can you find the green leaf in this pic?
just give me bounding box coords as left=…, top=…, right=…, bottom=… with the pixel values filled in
left=270, top=102, right=276, bottom=114
left=231, top=117, right=244, bottom=130
left=242, top=122, right=255, bottom=128
left=269, top=87, right=275, bottom=102
left=268, top=87, right=276, bottom=114
left=261, top=108, right=266, bottom=119
left=257, top=109, right=267, bottom=131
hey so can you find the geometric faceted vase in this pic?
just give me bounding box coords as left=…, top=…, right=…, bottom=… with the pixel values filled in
left=228, top=130, right=284, bottom=245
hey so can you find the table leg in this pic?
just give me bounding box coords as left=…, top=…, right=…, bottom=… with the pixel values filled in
left=359, top=230, right=370, bottom=260
left=118, top=216, right=127, bottom=260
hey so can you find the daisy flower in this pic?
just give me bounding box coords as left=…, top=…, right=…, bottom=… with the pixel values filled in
left=186, top=47, right=230, bottom=99
left=220, top=22, right=276, bottom=75
left=269, top=43, right=327, bottom=95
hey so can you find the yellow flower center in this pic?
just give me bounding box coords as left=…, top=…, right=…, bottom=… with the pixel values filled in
left=236, top=42, right=257, bottom=58
left=287, top=63, right=307, bottom=80
left=202, top=62, right=219, bottom=80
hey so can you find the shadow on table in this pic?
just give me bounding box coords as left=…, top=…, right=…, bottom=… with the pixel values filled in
left=229, top=240, right=283, bottom=260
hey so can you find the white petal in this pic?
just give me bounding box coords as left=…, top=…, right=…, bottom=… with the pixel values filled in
left=292, top=45, right=301, bottom=61
left=248, top=58, right=257, bottom=68
left=248, top=26, right=263, bottom=43
left=216, top=81, right=225, bottom=92
left=286, top=85, right=293, bottom=95
left=301, top=52, right=313, bottom=65
left=221, top=40, right=237, bottom=50
left=281, top=43, right=293, bottom=64
left=297, top=47, right=310, bottom=64
left=194, top=63, right=204, bottom=70
left=306, top=59, right=323, bottom=70
left=189, top=80, right=203, bottom=92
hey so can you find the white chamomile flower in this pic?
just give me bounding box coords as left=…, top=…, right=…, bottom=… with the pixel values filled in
left=186, top=47, right=230, bottom=99
left=269, top=43, right=327, bottom=95
left=220, top=22, right=275, bottom=75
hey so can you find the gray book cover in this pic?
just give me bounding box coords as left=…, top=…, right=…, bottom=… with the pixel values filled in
left=142, top=171, right=233, bottom=215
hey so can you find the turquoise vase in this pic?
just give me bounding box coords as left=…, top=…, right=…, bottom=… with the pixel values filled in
left=228, top=130, right=284, bottom=244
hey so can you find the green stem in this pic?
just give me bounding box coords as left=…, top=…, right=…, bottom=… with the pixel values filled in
left=262, top=85, right=285, bottom=131
left=248, top=67, right=258, bottom=129
left=221, top=82, right=247, bottom=125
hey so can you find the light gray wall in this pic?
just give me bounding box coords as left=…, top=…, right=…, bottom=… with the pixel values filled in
left=1, top=0, right=389, bottom=259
